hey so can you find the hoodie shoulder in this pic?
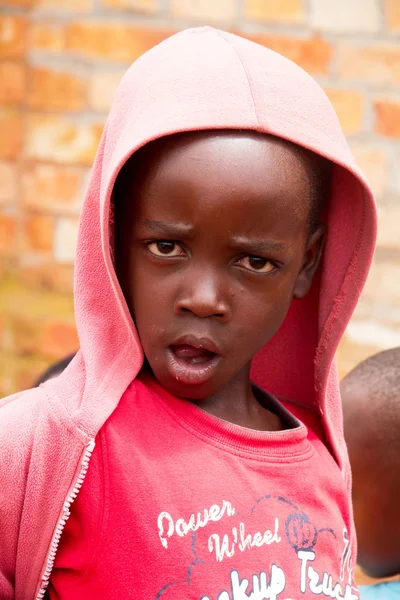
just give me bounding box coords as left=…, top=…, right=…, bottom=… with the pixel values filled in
left=0, top=384, right=74, bottom=442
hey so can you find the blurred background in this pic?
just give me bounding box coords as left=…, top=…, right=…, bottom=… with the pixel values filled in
left=0, top=0, right=399, bottom=396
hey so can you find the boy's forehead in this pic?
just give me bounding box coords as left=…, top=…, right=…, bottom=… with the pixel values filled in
left=113, top=131, right=319, bottom=250
left=133, top=130, right=309, bottom=171
left=121, top=130, right=317, bottom=207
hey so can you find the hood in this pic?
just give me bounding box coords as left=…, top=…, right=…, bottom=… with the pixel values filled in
left=51, top=27, right=377, bottom=468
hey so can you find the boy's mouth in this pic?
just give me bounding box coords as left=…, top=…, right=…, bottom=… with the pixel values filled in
left=166, top=337, right=221, bottom=385
left=171, top=344, right=216, bottom=364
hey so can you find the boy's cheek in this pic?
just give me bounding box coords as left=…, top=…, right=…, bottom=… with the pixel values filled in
left=130, top=290, right=171, bottom=340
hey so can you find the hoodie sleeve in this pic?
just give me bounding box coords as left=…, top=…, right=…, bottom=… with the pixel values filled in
left=0, top=389, right=42, bottom=598
left=0, top=384, right=94, bottom=600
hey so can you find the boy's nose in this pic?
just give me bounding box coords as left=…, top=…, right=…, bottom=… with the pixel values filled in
left=174, top=271, right=232, bottom=322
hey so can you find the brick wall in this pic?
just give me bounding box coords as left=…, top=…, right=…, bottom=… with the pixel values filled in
left=0, top=0, right=399, bottom=394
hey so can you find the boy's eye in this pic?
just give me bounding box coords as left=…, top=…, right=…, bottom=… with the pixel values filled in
left=236, top=255, right=276, bottom=274
left=147, top=241, right=185, bottom=257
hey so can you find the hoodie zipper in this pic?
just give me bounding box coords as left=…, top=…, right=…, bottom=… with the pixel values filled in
left=35, top=439, right=96, bottom=600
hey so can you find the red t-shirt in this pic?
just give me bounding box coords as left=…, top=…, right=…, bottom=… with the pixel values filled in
left=48, top=375, right=359, bottom=600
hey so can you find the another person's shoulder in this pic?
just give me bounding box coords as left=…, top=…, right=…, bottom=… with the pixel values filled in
left=360, top=582, right=400, bottom=599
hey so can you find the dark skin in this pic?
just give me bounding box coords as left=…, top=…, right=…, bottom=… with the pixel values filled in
left=116, top=131, right=325, bottom=431
left=350, top=443, right=400, bottom=578
left=342, top=377, right=400, bottom=578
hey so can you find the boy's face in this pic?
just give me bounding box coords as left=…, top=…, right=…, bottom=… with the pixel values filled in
left=117, top=131, right=324, bottom=402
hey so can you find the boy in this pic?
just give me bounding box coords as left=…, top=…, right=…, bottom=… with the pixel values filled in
left=0, top=28, right=377, bottom=599
left=341, top=348, right=400, bottom=598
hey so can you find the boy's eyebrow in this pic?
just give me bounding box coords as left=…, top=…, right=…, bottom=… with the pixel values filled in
left=142, top=219, right=194, bottom=236
left=142, top=221, right=289, bottom=252
left=231, top=236, right=288, bottom=254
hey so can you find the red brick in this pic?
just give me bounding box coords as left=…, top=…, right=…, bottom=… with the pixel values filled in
left=22, top=163, right=82, bottom=214
left=374, top=100, right=400, bottom=138
left=324, top=89, right=364, bottom=136
left=28, top=67, right=86, bottom=112
left=337, top=336, right=383, bottom=382
left=0, top=0, right=32, bottom=6
left=14, top=357, right=50, bottom=391
left=310, top=0, right=380, bottom=33
left=23, top=215, right=54, bottom=253
left=34, top=0, right=93, bottom=10
left=0, top=257, right=6, bottom=280
left=20, top=262, right=74, bottom=293
left=0, top=109, right=23, bottom=160
left=0, top=379, right=8, bottom=399
left=65, top=23, right=176, bottom=62
left=349, top=143, right=387, bottom=198
left=250, top=34, right=332, bottom=74
left=12, top=316, right=41, bottom=356
left=362, top=257, right=400, bottom=306
left=54, top=217, right=79, bottom=263
left=244, top=0, right=304, bottom=23
left=26, top=115, right=103, bottom=165
left=88, top=70, right=123, bottom=112
left=377, top=204, right=400, bottom=249
left=0, top=15, right=27, bottom=59
left=337, top=44, right=400, bottom=86
left=385, top=0, right=400, bottom=31
left=29, top=22, right=65, bottom=52
left=40, top=320, right=78, bottom=359
left=171, top=0, right=237, bottom=21
left=103, top=0, right=155, bottom=12
left=391, top=150, right=400, bottom=196
left=0, top=162, right=18, bottom=204
left=0, top=214, right=17, bottom=255
left=0, top=354, right=16, bottom=397
left=0, top=62, right=25, bottom=105
left=0, top=315, right=4, bottom=351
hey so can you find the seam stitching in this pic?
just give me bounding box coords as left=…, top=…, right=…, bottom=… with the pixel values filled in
left=150, top=390, right=315, bottom=464
left=216, top=30, right=260, bottom=128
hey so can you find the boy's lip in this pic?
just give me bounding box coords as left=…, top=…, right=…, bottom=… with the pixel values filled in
left=165, top=347, right=221, bottom=385
left=166, top=333, right=223, bottom=385
left=168, top=334, right=222, bottom=357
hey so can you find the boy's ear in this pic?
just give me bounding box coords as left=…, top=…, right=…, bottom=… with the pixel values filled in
left=293, top=224, right=326, bottom=299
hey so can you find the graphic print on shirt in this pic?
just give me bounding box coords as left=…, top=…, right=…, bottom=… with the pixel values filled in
left=154, top=494, right=359, bottom=600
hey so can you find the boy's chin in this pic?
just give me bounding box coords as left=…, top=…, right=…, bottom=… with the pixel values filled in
left=143, top=350, right=253, bottom=402
left=154, top=372, right=222, bottom=402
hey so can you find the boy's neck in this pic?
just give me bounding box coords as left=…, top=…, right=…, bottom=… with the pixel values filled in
left=142, top=361, right=284, bottom=431
left=184, top=365, right=284, bottom=432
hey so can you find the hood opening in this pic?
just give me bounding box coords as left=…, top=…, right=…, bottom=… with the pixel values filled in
left=49, top=28, right=376, bottom=476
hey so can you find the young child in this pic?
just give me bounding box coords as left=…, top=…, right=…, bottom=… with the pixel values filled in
left=341, top=348, right=400, bottom=598
left=0, top=28, right=377, bottom=600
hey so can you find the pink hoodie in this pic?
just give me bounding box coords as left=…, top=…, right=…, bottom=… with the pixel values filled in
left=0, top=27, right=376, bottom=600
